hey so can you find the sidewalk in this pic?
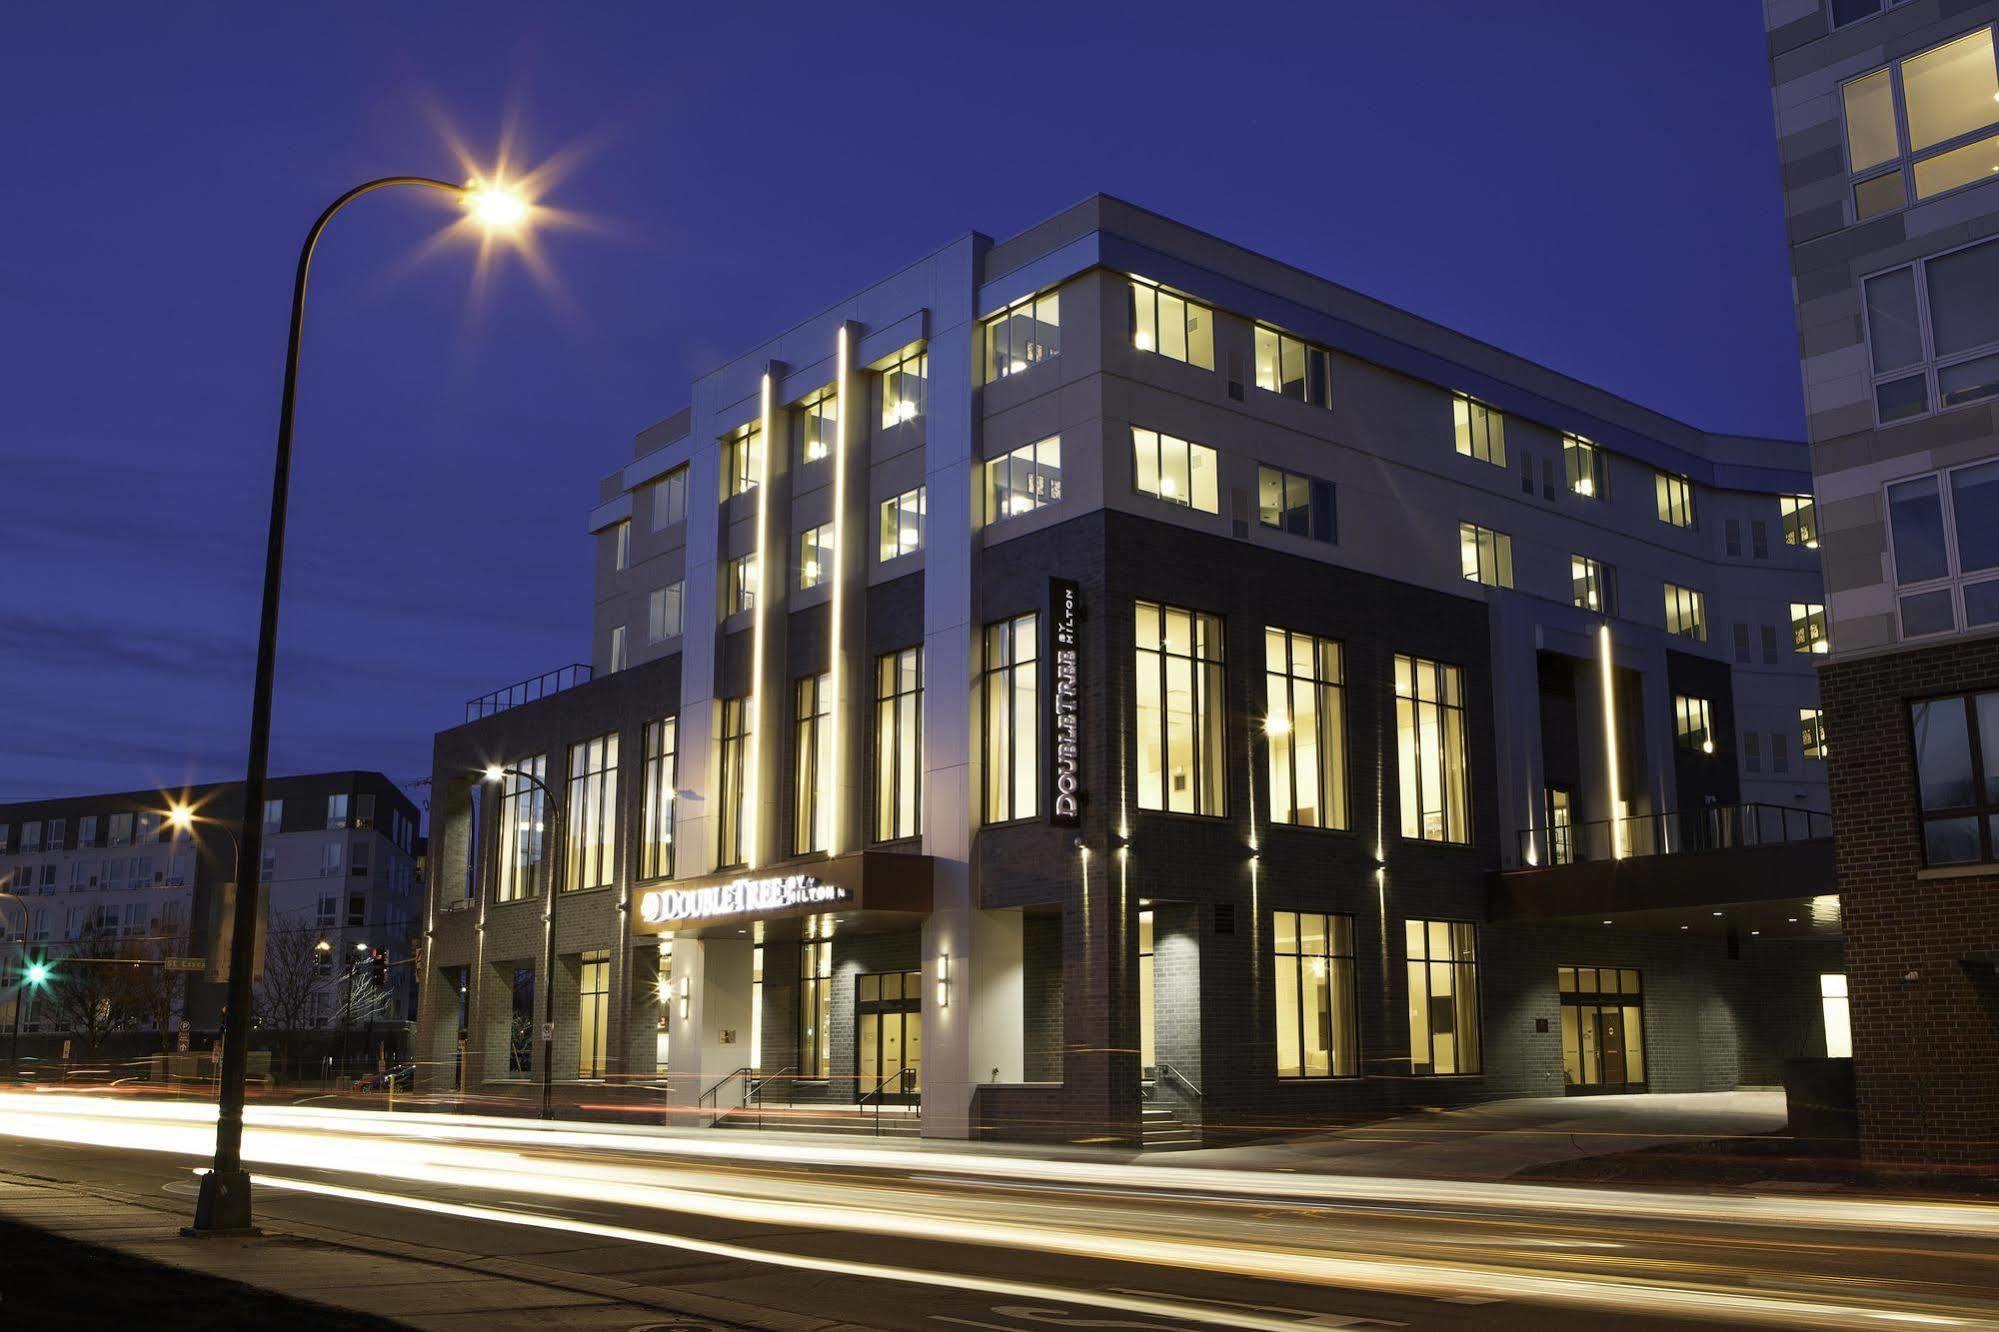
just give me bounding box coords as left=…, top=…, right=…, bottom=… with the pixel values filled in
left=0, top=1173, right=777, bottom=1331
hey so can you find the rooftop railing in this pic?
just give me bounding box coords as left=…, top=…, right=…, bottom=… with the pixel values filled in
left=465, top=663, right=593, bottom=723
left=1517, top=801, right=1830, bottom=869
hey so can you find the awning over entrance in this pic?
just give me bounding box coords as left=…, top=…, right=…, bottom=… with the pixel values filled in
left=633, top=850, right=934, bottom=940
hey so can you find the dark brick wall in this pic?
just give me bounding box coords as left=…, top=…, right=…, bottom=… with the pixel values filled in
left=1820, top=637, right=1999, bottom=1167
left=1022, top=910, right=1064, bottom=1081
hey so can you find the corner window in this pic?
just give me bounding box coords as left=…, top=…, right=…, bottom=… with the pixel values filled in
left=639, top=718, right=677, bottom=881
left=799, top=525, right=834, bottom=590
left=879, top=486, right=926, bottom=561
left=1131, top=427, right=1218, bottom=513
left=1406, top=920, right=1480, bottom=1076
left=985, top=290, right=1061, bottom=381
left=1909, top=691, right=1999, bottom=864
left=1655, top=472, right=1695, bottom=528
left=794, top=675, right=833, bottom=855
left=651, top=465, right=688, bottom=530
left=1563, top=434, right=1606, bottom=499
left=1865, top=239, right=1999, bottom=426
left=985, top=437, right=1062, bottom=523
left=882, top=349, right=928, bottom=427
left=1571, top=555, right=1616, bottom=614
left=1252, top=326, right=1333, bottom=407
left=716, top=697, right=752, bottom=869
left=874, top=648, right=923, bottom=842
left=564, top=734, right=618, bottom=892
left=1840, top=27, right=1999, bottom=221
left=1135, top=601, right=1227, bottom=816
left=648, top=582, right=684, bottom=641
left=1257, top=466, right=1336, bottom=542
left=1394, top=656, right=1470, bottom=844
left=799, top=389, right=837, bottom=464
left=1458, top=522, right=1514, bottom=588
left=1451, top=395, right=1506, bottom=467
left=1791, top=602, right=1830, bottom=654
left=1129, top=278, right=1214, bottom=369
left=1264, top=628, right=1347, bottom=830
left=1273, top=911, right=1359, bottom=1078
left=1674, top=695, right=1714, bottom=753
left=1781, top=494, right=1818, bottom=549
left=1663, top=583, right=1707, bottom=641
left=724, top=423, right=762, bottom=497
left=982, top=613, right=1039, bottom=824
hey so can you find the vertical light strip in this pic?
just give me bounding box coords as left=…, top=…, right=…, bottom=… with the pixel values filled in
left=745, top=373, right=774, bottom=870
left=1598, top=623, right=1624, bottom=861
left=828, top=329, right=850, bottom=856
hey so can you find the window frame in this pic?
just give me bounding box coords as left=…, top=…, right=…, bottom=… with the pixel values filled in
left=1128, top=276, right=1215, bottom=370
left=1393, top=655, right=1472, bottom=845
left=794, top=674, right=833, bottom=855
left=1791, top=601, right=1831, bottom=655
left=798, top=387, right=838, bottom=466
left=1571, top=554, right=1616, bottom=614
left=1405, top=919, right=1482, bottom=1076
left=647, top=582, right=684, bottom=642
left=1134, top=600, right=1228, bottom=817
left=1861, top=237, right=1999, bottom=428
left=724, top=553, right=758, bottom=618
left=879, top=486, right=926, bottom=562
left=651, top=465, right=688, bottom=530
left=799, top=524, right=834, bottom=591
left=1252, top=325, right=1333, bottom=408
left=1272, top=910, right=1360, bottom=1079
left=1563, top=434, right=1607, bottom=500
left=1663, top=582, right=1708, bottom=642
left=723, top=423, right=763, bottom=498
left=1908, top=689, right=1999, bottom=865
left=881, top=348, right=928, bottom=428
left=639, top=718, right=677, bottom=882
left=716, top=697, right=752, bottom=869
left=1459, top=521, right=1515, bottom=589
left=1673, top=694, right=1714, bottom=754
left=1263, top=628, right=1348, bottom=831
left=564, top=733, right=619, bottom=893
left=1654, top=472, right=1696, bottom=528
left=1257, top=464, right=1336, bottom=542
left=873, top=647, right=924, bottom=843
left=1452, top=394, right=1506, bottom=468
left=494, top=756, right=547, bottom=904
left=981, top=613, right=1039, bottom=825
left=984, top=436, right=1062, bottom=525
left=984, top=289, right=1062, bottom=382
left=1801, top=707, right=1829, bottom=762
left=1131, top=426, right=1219, bottom=513
left=1839, top=25, right=1999, bottom=223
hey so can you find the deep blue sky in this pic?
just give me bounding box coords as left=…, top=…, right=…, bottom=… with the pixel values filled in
left=0, top=3, right=1800, bottom=807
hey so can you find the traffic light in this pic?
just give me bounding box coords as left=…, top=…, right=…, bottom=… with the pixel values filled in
left=371, top=949, right=387, bottom=989
left=23, top=957, right=48, bottom=987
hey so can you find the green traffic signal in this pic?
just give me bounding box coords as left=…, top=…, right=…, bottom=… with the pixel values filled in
left=23, top=962, right=48, bottom=986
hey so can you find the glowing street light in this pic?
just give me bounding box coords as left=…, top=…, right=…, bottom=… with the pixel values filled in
left=464, top=181, right=529, bottom=230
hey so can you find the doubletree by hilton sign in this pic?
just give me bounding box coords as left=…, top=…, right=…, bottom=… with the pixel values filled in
left=1051, top=577, right=1082, bottom=827
left=639, top=874, right=848, bottom=925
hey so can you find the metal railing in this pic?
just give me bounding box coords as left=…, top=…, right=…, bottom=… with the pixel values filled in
left=464, top=664, right=593, bottom=722
left=1517, top=801, right=1831, bottom=869
left=696, top=1064, right=756, bottom=1127
left=859, top=1064, right=917, bottom=1136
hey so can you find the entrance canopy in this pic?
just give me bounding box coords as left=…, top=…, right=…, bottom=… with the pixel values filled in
left=633, top=850, right=934, bottom=940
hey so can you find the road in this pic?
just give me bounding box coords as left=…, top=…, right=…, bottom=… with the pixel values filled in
left=1, top=1090, right=1996, bottom=1330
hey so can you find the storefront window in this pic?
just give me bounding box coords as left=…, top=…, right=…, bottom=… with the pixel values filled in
left=1394, top=655, right=1470, bottom=843
left=1405, top=920, right=1480, bottom=1075
left=564, top=734, right=618, bottom=891
left=1264, top=628, right=1347, bottom=829
left=1136, top=601, right=1226, bottom=815
left=1273, top=911, right=1358, bottom=1078
left=982, top=613, right=1038, bottom=823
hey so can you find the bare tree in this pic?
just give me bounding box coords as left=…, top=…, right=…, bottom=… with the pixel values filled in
left=133, top=922, right=191, bottom=1052
left=43, top=930, right=145, bottom=1055
left=254, top=910, right=327, bottom=1080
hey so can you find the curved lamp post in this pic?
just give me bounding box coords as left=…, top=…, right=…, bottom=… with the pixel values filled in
left=480, top=763, right=563, bottom=1120
left=188, top=176, right=529, bottom=1237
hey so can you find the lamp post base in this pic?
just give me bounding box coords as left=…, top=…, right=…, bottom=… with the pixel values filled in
left=180, top=1169, right=258, bottom=1236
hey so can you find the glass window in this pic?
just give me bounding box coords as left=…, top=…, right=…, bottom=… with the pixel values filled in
left=611, top=520, right=631, bottom=572
left=608, top=625, right=628, bottom=673
left=1273, top=912, right=1359, bottom=1078
left=564, top=734, right=618, bottom=891
left=1257, top=466, right=1336, bottom=542
left=1802, top=708, right=1829, bottom=761
left=1664, top=583, right=1707, bottom=641
left=577, top=951, right=610, bottom=1079
left=639, top=718, right=677, bottom=881
left=1655, top=472, right=1695, bottom=528
left=1866, top=240, right=1999, bottom=424
left=1889, top=461, right=1999, bottom=635
left=1781, top=494, right=1819, bottom=548
left=325, top=795, right=348, bottom=830
left=1252, top=326, right=1333, bottom=407
left=982, top=613, right=1039, bottom=824
left=1264, top=629, right=1347, bottom=830
left=1840, top=28, right=1999, bottom=217
left=1136, top=602, right=1227, bottom=816
left=882, top=349, right=928, bottom=427
left=648, top=582, right=684, bottom=642
left=652, top=465, right=688, bottom=530
left=1563, top=434, right=1606, bottom=499
left=799, top=525, right=834, bottom=590
left=1131, top=427, right=1219, bottom=513
left=984, top=289, right=1061, bottom=380
left=875, top=648, right=923, bottom=841
left=1130, top=277, right=1214, bottom=369
left=1406, top=919, right=1480, bottom=1076
left=985, top=436, right=1062, bottom=524
left=1843, top=66, right=1899, bottom=172
left=724, top=423, right=762, bottom=497
left=794, top=675, right=833, bottom=855
left=800, top=933, right=832, bottom=1078
left=716, top=697, right=752, bottom=868
left=1458, top=522, right=1514, bottom=588
left=1910, top=692, right=1999, bottom=864
left=1791, top=602, right=1830, bottom=654
left=1674, top=695, right=1714, bottom=753
left=1903, top=29, right=1999, bottom=153
left=1394, top=656, right=1470, bottom=844
left=880, top=486, right=926, bottom=561
left=260, top=801, right=281, bottom=836
left=799, top=389, right=837, bottom=465
left=1831, top=0, right=1908, bottom=29
left=725, top=553, right=758, bottom=618
left=1452, top=395, right=1505, bottom=467
left=1571, top=555, right=1616, bottom=614
left=1821, top=974, right=1853, bottom=1059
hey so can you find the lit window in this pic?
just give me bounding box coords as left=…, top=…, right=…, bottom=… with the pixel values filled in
left=608, top=625, right=627, bottom=673
left=1131, top=427, right=1218, bottom=513
left=1252, top=327, right=1333, bottom=407
left=799, top=389, right=837, bottom=464
left=1564, top=434, right=1606, bottom=499
left=984, top=290, right=1061, bottom=381
left=725, top=554, right=758, bottom=618
left=1663, top=583, right=1707, bottom=641
left=639, top=718, right=677, bottom=881
left=1459, top=522, right=1514, bottom=588
left=1840, top=27, right=1999, bottom=220
left=794, top=675, right=833, bottom=855
left=651, top=465, right=688, bottom=530
left=799, top=525, right=834, bottom=590
left=1571, top=555, right=1615, bottom=613
left=1406, top=920, right=1481, bottom=1075
left=648, top=582, right=684, bottom=642
left=724, top=423, right=762, bottom=497
left=564, top=733, right=618, bottom=892
left=799, top=931, right=832, bottom=1077
left=716, top=697, right=752, bottom=868
left=1866, top=240, right=1999, bottom=426
left=875, top=648, right=923, bottom=841
left=1257, top=466, right=1336, bottom=542
left=1452, top=395, right=1505, bottom=467
left=1545, top=787, right=1574, bottom=865
left=1135, top=601, right=1227, bottom=816
left=1801, top=707, right=1828, bottom=761
left=1791, top=603, right=1830, bottom=654
left=1264, top=628, right=1346, bottom=830
left=494, top=756, right=546, bottom=904
left=1273, top=912, right=1359, bottom=1078
left=1129, top=277, right=1214, bottom=369
left=1820, top=974, right=1852, bottom=1059
left=1781, top=494, right=1818, bottom=548
left=879, top=486, right=926, bottom=560
left=1394, top=656, right=1470, bottom=844
left=982, top=613, right=1038, bottom=824
left=984, top=437, right=1062, bottom=523
left=1674, top=695, right=1714, bottom=753
left=881, top=349, right=927, bottom=427
left=610, top=519, right=631, bottom=572
left=1655, top=472, right=1695, bottom=528
left=577, top=951, right=610, bottom=1078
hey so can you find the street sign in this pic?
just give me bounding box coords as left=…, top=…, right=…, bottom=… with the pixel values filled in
left=163, top=957, right=206, bottom=972
left=176, top=1021, right=190, bottom=1053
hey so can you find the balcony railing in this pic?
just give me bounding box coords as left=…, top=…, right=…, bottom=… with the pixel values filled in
left=1518, top=801, right=1830, bottom=869
left=465, top=663, right=593, bottom=722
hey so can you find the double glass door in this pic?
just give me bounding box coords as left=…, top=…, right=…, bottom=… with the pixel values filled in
left=1559, top=965, right=1646, bottom=1093
left=857, top=970, right=922, bottom=1102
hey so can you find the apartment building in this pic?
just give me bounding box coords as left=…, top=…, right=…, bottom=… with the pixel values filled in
left=1766, top=0, right=1999, bottom=1166
left=418, top=195, right=1841, bottom=1144
left=0, top=772, right=423, bottom=1035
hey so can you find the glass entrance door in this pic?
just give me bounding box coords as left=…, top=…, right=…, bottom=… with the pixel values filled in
left=1558, top=965, right=1646, bottom=1094
left=856, top=970, right=921, bottom=1102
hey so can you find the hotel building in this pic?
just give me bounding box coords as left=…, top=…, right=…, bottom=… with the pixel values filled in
left=418, top=196, right=1841, bottom=1144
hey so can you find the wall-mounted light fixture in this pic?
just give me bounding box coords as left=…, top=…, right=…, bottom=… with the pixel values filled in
left=677, top=975, right=690, bottom=1022
left=937, top=952, right=950, bottom=1008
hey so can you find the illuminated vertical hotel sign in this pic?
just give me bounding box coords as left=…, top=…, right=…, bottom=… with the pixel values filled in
left=1050, top=577, right=1082, bottom=827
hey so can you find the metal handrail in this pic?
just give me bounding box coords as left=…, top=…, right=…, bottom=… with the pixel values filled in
left=1516, top=801, right=1830, bottom=868
left=1155, top=1060, right=1203, bottom=1104
left=465, top=664, right=593, bottom=723
left=696, top=1065, right=756, bottom=1126
left=748, top=1064, right=796, bottom=1130
left=858, top=1064, right=916, bottom=1137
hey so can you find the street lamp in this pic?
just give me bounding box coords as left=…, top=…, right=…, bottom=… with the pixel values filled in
left=188, top=173, right=533, bottom=1238
left=480, top=763, right=564, bottom=1120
